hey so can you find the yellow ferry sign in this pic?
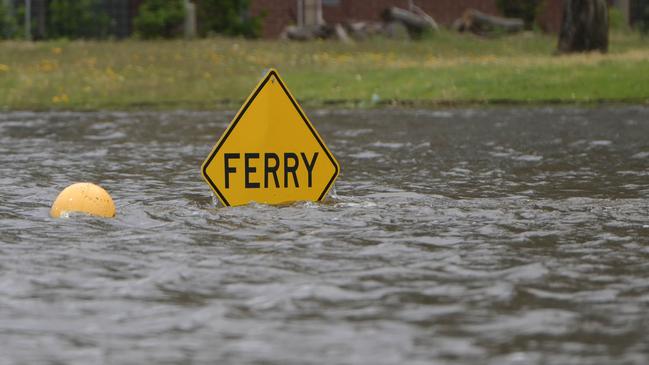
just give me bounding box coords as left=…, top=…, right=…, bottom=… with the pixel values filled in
left=201, top=69, right=340, bottom=207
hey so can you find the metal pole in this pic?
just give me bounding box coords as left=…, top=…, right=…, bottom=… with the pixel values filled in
left=25, top=0, right=31, bottom=40
left=297, top=0, right=303, bottom=28
left=316, top=0, right=322, bottom=25
left=183, top=0, right=196, bottom=39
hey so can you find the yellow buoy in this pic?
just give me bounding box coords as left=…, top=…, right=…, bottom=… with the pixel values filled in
left=50, top=182, right=116, bottom=218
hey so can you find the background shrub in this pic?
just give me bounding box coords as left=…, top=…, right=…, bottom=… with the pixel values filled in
left=496, top=0, right=543, bottom=29
left=640, top=4, right=649, bottom=34
left=608, top=6, right=630, bottom=32
left=48, top=0, right=110, bottom=39
left=134, top=0, right=185, bottom=39
left=197, top=0, right=262, bottom=38
left=0, top=1, right=17, bottom=39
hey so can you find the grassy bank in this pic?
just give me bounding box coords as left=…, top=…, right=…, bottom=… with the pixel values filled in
left=1, top=31, right=648, bottom=110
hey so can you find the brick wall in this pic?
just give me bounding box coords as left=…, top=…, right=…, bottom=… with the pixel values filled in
left=538, top=0, right=564, bottom=33
left=321, top=0, right=500, bottom=25
left=250, top=0, right=575, bottom=38
left=250, top=0, right=297, bottom=38
left=251, top=0, right=501, bottom=38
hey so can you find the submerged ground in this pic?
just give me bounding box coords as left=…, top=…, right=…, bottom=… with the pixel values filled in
left=1, top=31, right=649, bottom=109
left=1, top=107, right=648, bottom=364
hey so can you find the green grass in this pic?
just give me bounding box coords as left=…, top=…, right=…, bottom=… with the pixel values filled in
left=0, top=31, right=648, bottom=110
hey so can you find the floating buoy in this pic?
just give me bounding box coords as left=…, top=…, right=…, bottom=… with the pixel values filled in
left=50, top=182, right=115, bottom=218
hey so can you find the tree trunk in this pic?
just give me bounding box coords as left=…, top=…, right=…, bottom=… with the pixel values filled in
left=557, top=0, right=609, bottom=53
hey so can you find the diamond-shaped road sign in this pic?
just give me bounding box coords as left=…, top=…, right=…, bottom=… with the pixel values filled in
left=201, top=69, right=340, bottom=207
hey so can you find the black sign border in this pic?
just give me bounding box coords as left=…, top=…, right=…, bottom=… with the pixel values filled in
left=202, top=70, right=340, bottom=207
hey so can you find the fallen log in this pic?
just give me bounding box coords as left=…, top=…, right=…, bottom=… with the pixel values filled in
left=281, top=23, right=353, bottom=43
left=384, top=6, right=438, bottom=37
left=456, top=9, right=525, bottom=35
left=344, top=22, right=387, bottom=40
left=383, top=21, right=411, bottom=40
left=333, top=23, right=354, bottom=44
left=281, top=24, right=333, bottom=41
left=411, top=5, right=439, bottom=32
left=344, top=22, right=383, bottom=40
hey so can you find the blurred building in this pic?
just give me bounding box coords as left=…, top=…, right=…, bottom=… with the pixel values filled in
left=252, top=0, right=645, bottom=37
left=7, top=0, right=143, bottom=39
left=6, top=0, right=647, bottom=39
left=251, top=0, right=500, bottom=38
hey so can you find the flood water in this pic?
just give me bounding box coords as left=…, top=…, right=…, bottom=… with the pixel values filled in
left=1, top=107, right=648, bottom=364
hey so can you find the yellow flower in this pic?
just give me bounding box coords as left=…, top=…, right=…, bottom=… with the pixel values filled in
left=52, top=93, right=70, bottom=104
left=38, top=59, right=58, bottom=72
left=51, top=47, right=62, bottom=55
left=82, top=57, right=97, bottom=68
left=105, top=67, right=124, bottom=82
left=0, top=64, right=9, bottom=72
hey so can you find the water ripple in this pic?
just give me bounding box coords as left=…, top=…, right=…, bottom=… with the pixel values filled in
left=0, top=107, right=648, bottom=364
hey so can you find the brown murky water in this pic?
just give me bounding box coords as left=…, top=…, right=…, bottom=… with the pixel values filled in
left=0, top=107, right=648, bottom=364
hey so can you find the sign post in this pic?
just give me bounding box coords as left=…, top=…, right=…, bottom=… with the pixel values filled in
left=201, top=69, right=340, bottom=207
